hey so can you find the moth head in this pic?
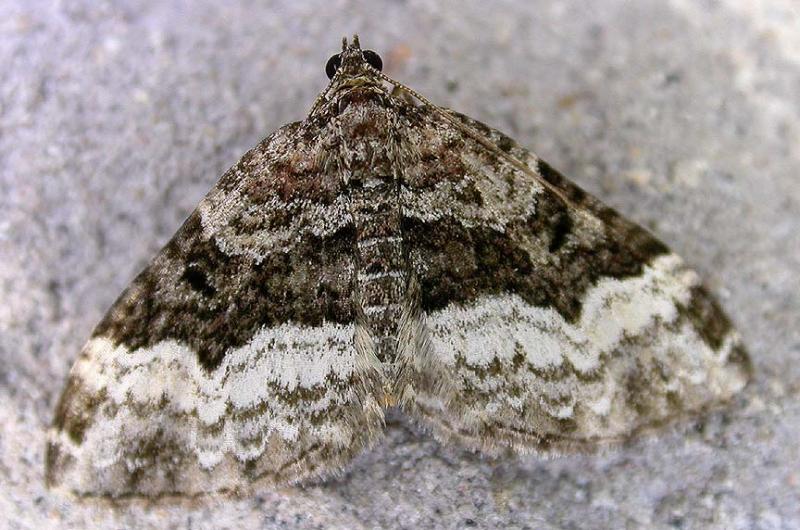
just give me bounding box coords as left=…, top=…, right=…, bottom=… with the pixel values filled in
left=325, top=35, right=383, bottom=80
left=311, top=36, right=392, bottom=120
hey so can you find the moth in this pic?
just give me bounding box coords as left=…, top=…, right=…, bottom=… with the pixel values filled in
left=46, top=36, right=751, bottom=498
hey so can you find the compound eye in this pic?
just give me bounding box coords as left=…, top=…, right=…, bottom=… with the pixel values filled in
left=325, top=54, right=342, bottom=79
left=362, top=50, right=383, bottom=72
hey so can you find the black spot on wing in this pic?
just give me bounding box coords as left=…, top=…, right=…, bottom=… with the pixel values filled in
left=182, top=265, right=216, bottom=297
left=548, top=211, right=572, bottom=253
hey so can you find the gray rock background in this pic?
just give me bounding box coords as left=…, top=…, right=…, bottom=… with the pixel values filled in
left=1, top=0, right=798, bottom=528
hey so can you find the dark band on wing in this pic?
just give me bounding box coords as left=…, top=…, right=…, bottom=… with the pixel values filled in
left=406, top=112, right=675, bottom=319
left=404, top=206, right=667, bottom=323
left=93, top=212, right=356, bottom=371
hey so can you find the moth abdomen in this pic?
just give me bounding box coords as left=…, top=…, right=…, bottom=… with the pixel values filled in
left=349, top=171, right=410, bottom=365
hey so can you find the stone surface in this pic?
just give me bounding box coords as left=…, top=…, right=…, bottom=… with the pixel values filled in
left=1, top=0, right=798, bottom=528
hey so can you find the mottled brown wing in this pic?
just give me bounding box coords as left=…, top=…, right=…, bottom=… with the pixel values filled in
left=399, top=109, right=751, bottom=454
left=46, top=122, right=384, bottom=498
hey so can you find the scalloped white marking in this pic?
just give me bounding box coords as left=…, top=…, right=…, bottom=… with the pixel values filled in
left=426, top=254, right=699, bottom=371
left=422, top=253, right=747, bottom=434
left=51, top=320, right=360, bottom=474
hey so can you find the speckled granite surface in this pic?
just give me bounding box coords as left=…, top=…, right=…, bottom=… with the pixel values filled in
left=1, top=1, right=798, bottom=528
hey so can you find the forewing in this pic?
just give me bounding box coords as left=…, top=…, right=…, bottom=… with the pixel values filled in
left=401, top=109, right=751, bottom=453
left=46, top=123, right=384, bottom=497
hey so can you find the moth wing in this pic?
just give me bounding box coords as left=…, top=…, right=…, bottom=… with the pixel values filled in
left=399, top=110, right=751, bottom=453
left=46, top=123, right=384, bottom=497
